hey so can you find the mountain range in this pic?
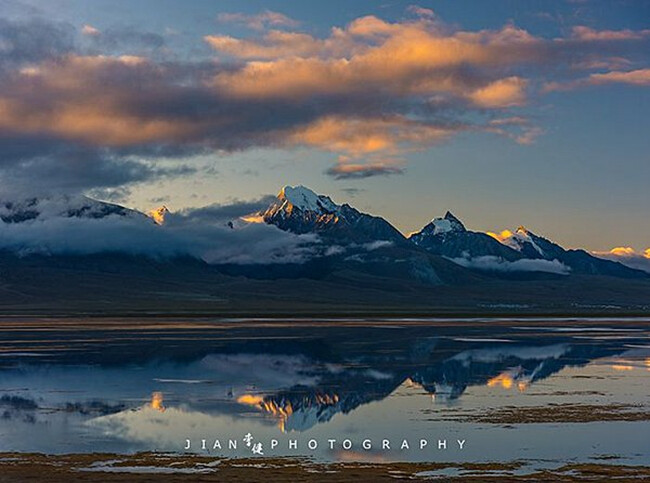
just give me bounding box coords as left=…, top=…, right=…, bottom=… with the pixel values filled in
left=0, top=185, right=648, bottom=314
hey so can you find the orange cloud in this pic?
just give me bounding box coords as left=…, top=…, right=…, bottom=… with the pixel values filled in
left=0, top=55, right=204, bottom=146
left=589, top=68, right=650, bottom=86
left=209, top=17, right=538, bottom=103
left=544, top=68, right=650, bottom=91
left=287, top=115, right=461, bottom=156
left=204, top=30, right=332, bottom=59
left=469, top=76, right=528, bottom=108
left=5, top=7, right=648, bottom=187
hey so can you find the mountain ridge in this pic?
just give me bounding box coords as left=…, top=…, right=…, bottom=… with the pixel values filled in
left=0, top=186, right=646, bottom=283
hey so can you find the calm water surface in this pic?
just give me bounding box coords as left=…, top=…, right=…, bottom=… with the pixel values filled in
left=0, top=317, right=648, bottom=470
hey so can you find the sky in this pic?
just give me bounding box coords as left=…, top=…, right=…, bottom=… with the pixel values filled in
left=0, top=0, right=648, bottom=253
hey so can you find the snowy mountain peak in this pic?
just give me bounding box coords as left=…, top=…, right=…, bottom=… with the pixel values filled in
left=491, top=227, right=545, bottom=256
left=262, top=185, right=406, bottom=244
left=278, top=185, right=338, bottom=213
left=420, top=211, right=466, bottom=236
left=0, top=194, right=140, bottom=223
left=148, top=205, right=170, bottom=225
left=443, top=211, right=466, bottom=231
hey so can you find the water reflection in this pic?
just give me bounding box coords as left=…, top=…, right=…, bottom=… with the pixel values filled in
left=0, top=318, right=649, bottom=463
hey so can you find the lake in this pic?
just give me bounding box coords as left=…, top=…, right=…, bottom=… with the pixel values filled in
left=0, top=317, right=648, bottom=473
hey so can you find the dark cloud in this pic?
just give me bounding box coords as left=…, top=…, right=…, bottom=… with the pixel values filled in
left=0, top=17, right=74, bottom=68
left=88, top=186, right=133, bottom=203
left=84, top=25, right=166, bottom=55
left=178, top=195, right=276, bottom=223
left=0, top=143, right=196, bottom=196
left=339, top=187, right=365, bottom=197
left=325, top=163, right=405, bottom=180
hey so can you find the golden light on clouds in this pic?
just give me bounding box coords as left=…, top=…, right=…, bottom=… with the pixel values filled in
left=1, top=7, right=649, bottom=189
left=592, top=247, right=650, bottom=274
left=469, top=76, right=528, bottom=108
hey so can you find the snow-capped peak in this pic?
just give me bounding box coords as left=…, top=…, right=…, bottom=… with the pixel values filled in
left=489, top=226, right=545, bottom=256
left=277, top=185, right=338, bottom=213
left=427, top=211, right=466, bottom=235
left=148, top=205, right=170, bottom=225
left=0, top=194, right=139, bottom=223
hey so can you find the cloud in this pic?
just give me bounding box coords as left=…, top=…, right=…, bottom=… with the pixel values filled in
left=339, top=187, right=365, bottom=197
left=81, top=24, right=100, bottom=36
left=0, top=17, right=74, bottom=68
left=362, top=240, right=394, bottom=250
left=593, top=247, right=650, bottom=274
left=176, top=195, right=277, bottom=223
left=468, top=76, right=528, bottom=108
left=325, top=162, right=405, bottom=179
left=449, top=254, right=571, bottom=274
left=83, top=26, right=166, bottom=54
left=487, top=116, right=544, bottom=145
left=0, top=11, right=649, bottom=192
left=545, top=68, right=650, bottom=91
left=288, top=116, right=462, bottom=156
left=0, top=142, right=196, bottom=196
left=406, top=5, right=436, bottom=18
left=204, top=31, right=330, bottom=59
left=588, top=68, right=650, bottom=86
left=208, top=20, right=539, bottom=102
left=0, top=199, right=320, bottom=265
left=216, top=10, right=299, bottom=31
left=571, top=26, right=650, bottom=42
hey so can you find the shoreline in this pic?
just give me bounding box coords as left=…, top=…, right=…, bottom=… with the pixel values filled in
left=0, top=453, right=649, bottom=482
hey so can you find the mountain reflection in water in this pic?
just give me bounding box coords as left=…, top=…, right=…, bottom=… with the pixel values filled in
left=0, top=318, right=648, bottom=463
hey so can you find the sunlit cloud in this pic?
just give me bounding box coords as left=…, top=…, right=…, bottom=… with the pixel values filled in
left=468, top=76, right=528, bottom=108
left=209, top=19, right=539, bottom=102
left=588, top=68, right=650, bottom=86
left=592, top=247, right=650, bottom=274
left=0, top=9, right=649, bottom=192
left=288, top=116, right=461, bottom=156
left=544, top=68, right=650, bottom=91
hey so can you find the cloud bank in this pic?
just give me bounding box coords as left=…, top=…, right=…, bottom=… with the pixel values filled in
left=593, top=247, right=650, bottom=274
left=0, top=198, right=319, bottom=265
left=449, top=254, right=571, bottom=275
left=0, top=7, right=649, bottom=190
